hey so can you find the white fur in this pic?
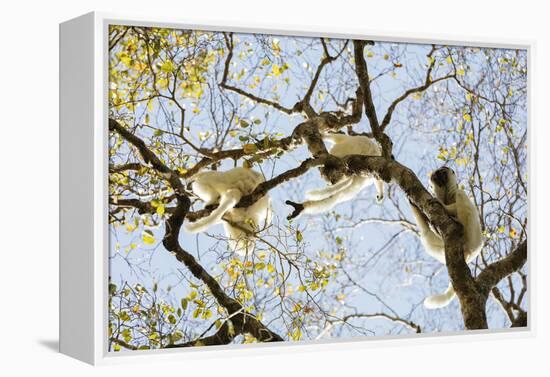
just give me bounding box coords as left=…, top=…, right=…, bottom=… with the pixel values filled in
left=185, top=167, right=271, bottom=255
left=301, top=134, right=384, bottom=215
left=410, top=167, right=483, bottom=309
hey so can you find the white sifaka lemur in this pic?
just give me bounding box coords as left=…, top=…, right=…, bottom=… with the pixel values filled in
left=410, top=166, right=483, bottom=309
left=185, top=167, right=272, bottom=255
left=286, top=133, right=384, bottom=219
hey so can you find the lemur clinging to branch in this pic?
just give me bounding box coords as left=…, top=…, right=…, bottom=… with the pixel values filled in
left=286, top=133, right=384, bottom=219
left=185, top=167, right=272, bottom=255
left=410, top=166, right=483, bottom=309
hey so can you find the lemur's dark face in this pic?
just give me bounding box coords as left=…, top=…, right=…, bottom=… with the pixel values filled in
left=430, top=166, right=455, bottom=188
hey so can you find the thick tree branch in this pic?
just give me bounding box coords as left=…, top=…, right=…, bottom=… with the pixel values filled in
left=353, top=40, right=393, bottom=158
left=511, top=311, right=528, bottom=328
left=477, top=240, right=527, bottom=298
left=166, top=321, right=234, bottom=348
left=109, top=162, right=144, bottom=173
left=109, top=119, right=184, bottom=192
left=352, top=40, right=379, bottom=132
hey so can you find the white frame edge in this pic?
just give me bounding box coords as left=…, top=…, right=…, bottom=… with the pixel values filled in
left=59, top=11, right=535, bottom=365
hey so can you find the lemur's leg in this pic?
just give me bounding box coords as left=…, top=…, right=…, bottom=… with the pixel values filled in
left=301, top=176, right=367, bottom=214
left=249, top=195, right=272, bottom=231
left=409, top=201, right=446, bottom=264
left=186, top=189, right=242, bottom=233
left=305, top=177, right=353, bottom=200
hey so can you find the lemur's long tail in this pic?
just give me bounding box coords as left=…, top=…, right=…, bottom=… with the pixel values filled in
left=424, top=283, right=456, bottom=309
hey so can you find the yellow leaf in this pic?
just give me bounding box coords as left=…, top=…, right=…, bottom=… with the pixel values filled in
left=142, top=230, right=155, bottom=245
left=272, top=64, right=281, bottom=77
left=156, top=204, right=165, bottom=216
left=463, top=113, right=472, bottom=122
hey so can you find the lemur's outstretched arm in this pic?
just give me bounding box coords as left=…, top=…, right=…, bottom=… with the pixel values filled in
left=375, top=179, right=384, bottom=203
left=443, top=202, right=457, bottom=215
left=186, top=189, right=242, bottom=233
left=285, top=200, right=305, bottom=220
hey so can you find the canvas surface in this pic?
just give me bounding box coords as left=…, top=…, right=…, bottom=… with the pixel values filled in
left=107, top=25, right=528, bottom=352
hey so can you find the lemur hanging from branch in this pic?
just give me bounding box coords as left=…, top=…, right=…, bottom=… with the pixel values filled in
left=285, top=133, right=384, bottom=219
left=409, top=166, right=483, bottom=309
left=185, top=167, right=272, bottom=256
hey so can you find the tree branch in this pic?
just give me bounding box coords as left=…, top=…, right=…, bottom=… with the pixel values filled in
left=353, top=40, right=393, bottom=158
left=380, top=46, right=455, bottom=131
left=477, top=240, right=527, bottom=298
left=221, top=33, right=295, bottom=115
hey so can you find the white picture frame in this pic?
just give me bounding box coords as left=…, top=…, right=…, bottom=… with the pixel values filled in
left=60, top=11, right=534, bottom=365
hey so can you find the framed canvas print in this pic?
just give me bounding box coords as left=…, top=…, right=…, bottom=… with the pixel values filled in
left=60, top=12, right=532, bottom=365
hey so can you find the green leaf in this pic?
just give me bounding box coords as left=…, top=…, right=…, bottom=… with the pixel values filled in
left=181, top=298, right=188, bottom=310
left=160, top=60, right=175, bottom=73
